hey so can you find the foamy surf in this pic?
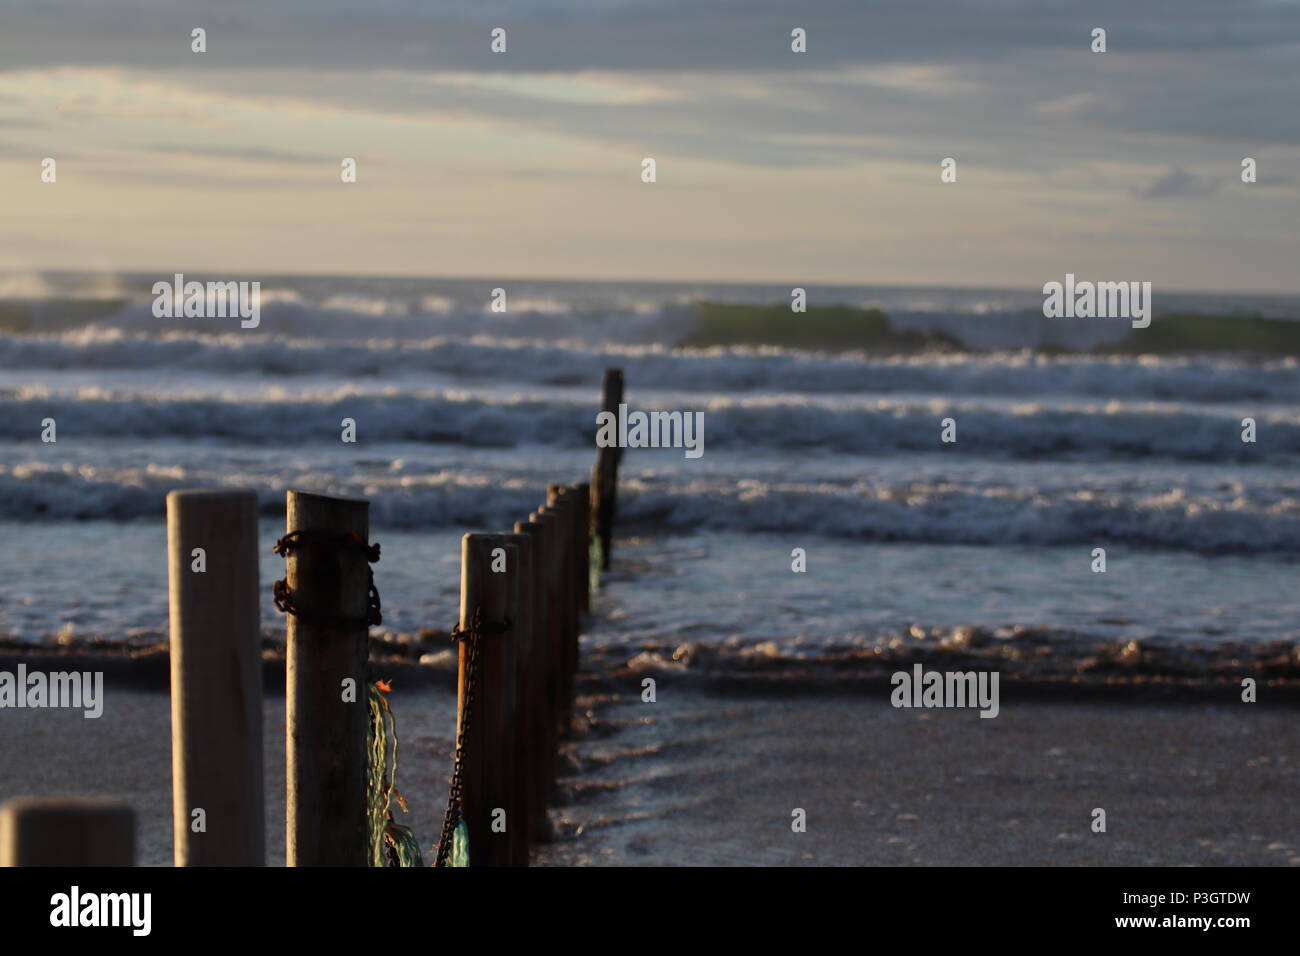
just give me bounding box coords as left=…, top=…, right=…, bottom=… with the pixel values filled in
left=4, top=328, right=1300, bottom=402
left=4, top=273, right=1299, bottom=651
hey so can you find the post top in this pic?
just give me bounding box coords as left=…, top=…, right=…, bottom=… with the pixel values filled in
left=1, top=795, right=133, bottom=817
left=286, top=489, right=369, bottom=506
left=166, top=488, right=257, bottom=501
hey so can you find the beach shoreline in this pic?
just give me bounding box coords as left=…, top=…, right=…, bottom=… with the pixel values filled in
left=5, top=626, right=1297, bottom=701
left=3, top=629, right=1298, bottom=866
left=3, top=668, right=1295, bottom=867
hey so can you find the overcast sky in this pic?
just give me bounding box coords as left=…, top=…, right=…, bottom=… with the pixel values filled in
left=1, top=0, right=1298, bottom=291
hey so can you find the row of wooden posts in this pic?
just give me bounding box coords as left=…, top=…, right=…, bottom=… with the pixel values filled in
left=0, top=369, right=626, bottom=867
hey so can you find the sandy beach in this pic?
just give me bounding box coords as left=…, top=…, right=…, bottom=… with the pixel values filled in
left=2, top=655, right=1295, bottom=867
left=0, top=678, right=458, bottom=867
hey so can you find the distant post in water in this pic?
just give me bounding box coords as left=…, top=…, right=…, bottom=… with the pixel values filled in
left=166, top=489, right=265, bottom=866
left=574, top=481, right=591, bottom=614
left=547, top=484, right=580, bottom=624
left=1, top=797, right=134, bottom=866
left=283, top=490, right=372, bottom=867
left=591, top=368, right=624, bottom=570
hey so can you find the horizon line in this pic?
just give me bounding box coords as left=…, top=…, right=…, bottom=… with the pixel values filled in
left=7, top=268, right=1300, bottom=301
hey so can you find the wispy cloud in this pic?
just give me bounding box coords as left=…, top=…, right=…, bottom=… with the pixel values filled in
left=1134, top=167, right=1220, bottom=199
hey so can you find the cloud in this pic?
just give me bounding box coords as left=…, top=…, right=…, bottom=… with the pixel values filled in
left=1032, top=92, right=1099, bottom=117
left=1134, top=167, right=1220, bottom=199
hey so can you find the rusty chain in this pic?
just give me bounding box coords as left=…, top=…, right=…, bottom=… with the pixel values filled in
left=272, top=529, right=382, bottom=629
left=434, top=607, right=511, bottom=867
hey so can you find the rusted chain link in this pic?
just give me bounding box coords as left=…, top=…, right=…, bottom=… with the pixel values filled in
left=272, top=529, right=382, bottom=629
left=434, top=607, right=512, bottom=867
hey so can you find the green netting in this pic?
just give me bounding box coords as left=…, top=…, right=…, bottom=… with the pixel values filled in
left=589, top=538, right=604, bottom=591
left=451, top=818, right=470, bottom=868
left=367, top=682, right=425, bottom=867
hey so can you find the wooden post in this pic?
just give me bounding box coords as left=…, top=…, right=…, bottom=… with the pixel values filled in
left=530, top=509, right=566, bottom=736
left=457, top=534, right=522, bottom=866
left=547, top=486, right=580, bottom=702
left=528, top=509, right=562, bottom=784
left=514, top=519, right=552, bottom=839
left=592, top=368, right=624, bottom=570
left=166, top=489, right=264, bottom=866
left=543, top=494, right=576, bottom=718
left=1, top=797, right=134, bottom=866
left=284, top=490, right=371, bottom=867
left=500, top=532, right=534, bottom=866
left=575, top=481, right=591, bottom=614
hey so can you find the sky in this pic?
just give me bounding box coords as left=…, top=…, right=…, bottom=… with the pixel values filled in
left=0, top=0, right=1298, bottom=292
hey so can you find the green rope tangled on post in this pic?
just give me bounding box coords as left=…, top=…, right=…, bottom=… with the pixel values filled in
left=589, top=537, right=603, bottom=592
left=367, top=681, right=424, bottom=867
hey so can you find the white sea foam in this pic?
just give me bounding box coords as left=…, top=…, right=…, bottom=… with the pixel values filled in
left=3, top=329, right=1299, bottom=403
left=3, top=457, right=1298, bottom=554
left=2, top=386, right=1294, bottom=461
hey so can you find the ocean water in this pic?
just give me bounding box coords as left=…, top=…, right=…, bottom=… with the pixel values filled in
left=2, top=273, right=1298, bottom=651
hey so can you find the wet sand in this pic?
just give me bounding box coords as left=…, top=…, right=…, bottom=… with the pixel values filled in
left=534, top=684, right=1300, bottom=866
left=2, top=669, right=1295, bottom=866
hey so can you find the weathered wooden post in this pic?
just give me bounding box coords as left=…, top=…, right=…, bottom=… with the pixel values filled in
left=166, top=489, right=265, bottom=866
left=591, top=368, right=624, bottom=570
left=528, top=509, right=563, bottom=780
left=542, top=494, right=576, bottom=717
left=575, top=481, right=592, bottom=614
left=500, top=531, right=534, bottom=865
left=283, top=490, right=372, bottom=867
left=456, top=534, right=522, bottom=866
left=530, top=509, right=566, bottom=733
left=1, top=797, right=134, bottom=866
left=547, top=487, right=581, bottom=700
left=514, top=518, right=552, bottom=838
